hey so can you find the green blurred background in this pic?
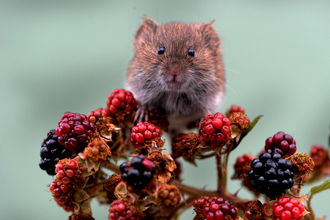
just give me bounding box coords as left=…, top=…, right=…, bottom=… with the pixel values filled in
left=1, top=1, right=330, bottom=219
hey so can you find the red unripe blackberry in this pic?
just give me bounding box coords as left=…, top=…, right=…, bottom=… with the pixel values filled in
left=39, top=129, right=72, bottom=175
left=234, top=154, right=255, bottom=178
left=157, top=184, right=181, bottom=210
left=272, top=197, right=304, bottom=220
left=108, top=198, right=143, bottom=220
left=88, top=108, right=111, bottom=124
left=226, top=104, right=245, bottom=117
left=193, top=196, right=237, bottom=220
left=120, top=155, right=156, bottom=190
left=50, top=179, right=74, bottom=211
left=264, top=132, right=296, bottom=157
left=130, top=122, right=161, bottom=148
left=199, top=112, right=231, bottom=147
left=106, top=89, right=138, bottom=115
left=56, top=112, right=95, bottom=154
left=310, top=145, right=329, bottom=167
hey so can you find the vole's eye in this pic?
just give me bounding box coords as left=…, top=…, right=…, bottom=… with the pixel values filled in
left=158, top=47, right=165, bottom=55
left=188, top=49, right=195, bottom=57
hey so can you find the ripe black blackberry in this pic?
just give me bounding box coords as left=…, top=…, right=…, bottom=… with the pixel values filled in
left=120, top=155, right=156, bottom=190
left=247, top=152, right=294, bottom=199
left=39, top=129, right=72, bottom=175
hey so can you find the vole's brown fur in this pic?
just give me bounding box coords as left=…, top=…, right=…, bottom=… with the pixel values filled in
left=127, top=17, right=225, bottom=134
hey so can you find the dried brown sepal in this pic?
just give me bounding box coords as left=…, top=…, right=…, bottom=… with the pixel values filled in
left=229, top=112, right=250, bottom=132
left=135, top=137, right=165, bottom=155
left=113, top=109, right=136, bottom=125
left=171, top=132, right=200, bottom=159
left=104, top=174, right=122, bottom=203
left=83, top=138, right=111, bottom=164
left=245, top=200, right=263, bottom=220
left=143, top=108, right=169, bottom=132
left=225, top=105, right=246, bottom=118
left=148, top=150, right=176, bottom=184
left=92, top=115, right=116, bottom=136
left=288, top=153, right=315, bottom=182
left=68, top=213, right=95, bottom=220
left=156, top=184, right=181, bottom=210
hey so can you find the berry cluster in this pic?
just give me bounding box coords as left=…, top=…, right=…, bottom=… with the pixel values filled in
left=264, top=131, right=296, bottom=157
left=130, top=122, right=161, bottom=148
left=120, top=155, right=156, bottom=190
left=156, top=184, right=181, bottom=210
left=226, top=104, right=245, bottom=118
left=56, top=160, right=80, bottom=184
left=272, top=197, right=305, bottom=220
left=143, top=108, right=169, bottom=132
left=106, top=89, right=138, bottom=115
left=88, top=108, right=111, bottom=124
left=108, top=198, right=143, bottom=220
left=310, top=145, right=329, bottom=168
left=199, top=112, right=231, bottom=147
left=233, top=154, right=255, bottom=178
left=50, top=179, right=74, bottom=212
left=248, top=153, right=294, bottom=199
left=56, top=112, right=95, bottom=153
left=193, top=196, right=238, bottom=220
left=83, top=138, right=111, bottom=163
left=39, top=129, right=72, bottom=175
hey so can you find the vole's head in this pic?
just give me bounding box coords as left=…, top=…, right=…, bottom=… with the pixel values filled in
left=127, top=17, right=225, bottom=106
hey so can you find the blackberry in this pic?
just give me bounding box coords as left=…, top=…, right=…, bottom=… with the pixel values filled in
left=56, top=112, right=95, bottom=154
left=120, top=155, right=156, bottom=190
left=39, top=129, right=72, bottom=175
left=199, top=112, right=231, bottom=147
left=130, top=122, right=161, bottom=148
left=264, top=131, right=296, bottom=157
left=272, top=197, right=305, bottom=220
left=106, top=89, right=138, bottom=116
left=193, top=196, right=238, bottom=220
left=248, top=152, right=294, bottom=199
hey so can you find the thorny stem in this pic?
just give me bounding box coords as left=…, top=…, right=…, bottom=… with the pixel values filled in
left=307, top=193, right=315, bottom=220
left=171, top=179, right=250, bottom=211
left=102, top=161, right=120, bottom=173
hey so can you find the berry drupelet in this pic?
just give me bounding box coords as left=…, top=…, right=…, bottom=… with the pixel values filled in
left=248, top=152, right=294, bottom=199
left=39, top=129, right=72, bottom=175
left=120, top=155, right=156, bottom=190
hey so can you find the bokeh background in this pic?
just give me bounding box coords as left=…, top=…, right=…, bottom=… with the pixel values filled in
left=1, top=1, right=330, bottom=219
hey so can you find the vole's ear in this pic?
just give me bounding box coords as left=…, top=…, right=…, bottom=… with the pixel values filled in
left=135, top=16, right=157, bottom=42
left=199, top=20, right=221, bottom=52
